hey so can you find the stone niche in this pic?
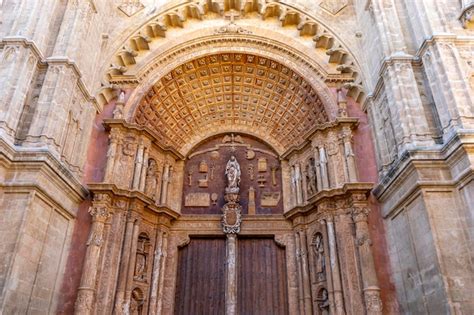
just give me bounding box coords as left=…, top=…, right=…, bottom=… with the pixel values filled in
left=182, top=133, right=283, bottom=214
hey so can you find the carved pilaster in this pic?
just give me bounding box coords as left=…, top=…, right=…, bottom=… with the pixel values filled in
left=75, top=194, right=112, bottom=315
left=114, top=208, right=141, bottom=314
left=351, top=194, right=382, bottom=315
left=319, top=146, right=329, bottom=189
left=321, top=211, right=345, bottom=315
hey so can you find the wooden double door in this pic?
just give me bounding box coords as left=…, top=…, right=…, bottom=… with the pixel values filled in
left=174, top=237, right=289, bottom=315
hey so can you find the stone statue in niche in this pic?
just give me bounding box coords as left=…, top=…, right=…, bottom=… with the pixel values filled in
left=225, top=155, right=241, bottom=193
left=134, top=233, right=150, bottom=282
left=306, top=159, right=317, bottom=196
left=144, top=159, right=159, bottom=199
left=317, top=288, right=330, bottom=315
left=312, top=233, right=326, bottom=282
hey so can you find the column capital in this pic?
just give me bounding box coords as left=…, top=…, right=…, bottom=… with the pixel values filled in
left=351, top=206, right=370, bottom=223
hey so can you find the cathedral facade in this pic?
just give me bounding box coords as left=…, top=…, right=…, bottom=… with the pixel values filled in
left=0, top=0, right=473, bottom=314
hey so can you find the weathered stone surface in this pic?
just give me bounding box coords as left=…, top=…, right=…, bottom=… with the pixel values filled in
left=0, top=0, right=473, bottom=314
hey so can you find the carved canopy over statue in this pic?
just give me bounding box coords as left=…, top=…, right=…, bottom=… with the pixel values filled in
left=225, top=155, right=241, bottom=193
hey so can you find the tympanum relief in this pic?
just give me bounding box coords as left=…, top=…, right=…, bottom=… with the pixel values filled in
left=182, top=133, right=283, bottom=214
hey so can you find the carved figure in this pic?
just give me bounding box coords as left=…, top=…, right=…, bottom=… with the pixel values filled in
left=144, top=159, right=158, bottom=199
left=134, top=234, right=150, bottom=282
left=318, top=288, right=330, bottom=315
left=313, top=233, right=326, bottom=281
left=306, top=161, right=317, bottom=196
left=225, top=155, right=241, bottom=190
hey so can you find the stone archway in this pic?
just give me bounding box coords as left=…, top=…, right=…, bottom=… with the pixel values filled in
left=74, top=33, right=386, bottom=313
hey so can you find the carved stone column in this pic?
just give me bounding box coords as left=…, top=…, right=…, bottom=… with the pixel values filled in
left=319, top=146, right=329, bottom=189
left=324, top=213, right=345, bottom=315
left=156, top=232, right=169, bottom=314
left=123, top=217, right=141, bottom=310
left=132, top=142, right=145, bottom=190
left=160, top=164, right=170, bottom=204
left=295, top=163, right=303, bottom=205
left=313, top=147, right=323, bottom=192
left=294, top=232, right=305, bottom=314
left=95, top=199, right=128, bottom=315
left=226, top=233, right=238, bottom=315
left=298, top=230, right=313, bottom=314
left=351, top=197, right=383, bottom=315
left=139, top=147, right=149, bottom=192
left=74, top=194, right=112, bottom=315
left=149, top=224, right=170, bottom=315
left=113, top=211, right=138, bottom=314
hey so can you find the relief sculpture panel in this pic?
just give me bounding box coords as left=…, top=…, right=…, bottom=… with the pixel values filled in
left=182, top=134, right=283, bottom=214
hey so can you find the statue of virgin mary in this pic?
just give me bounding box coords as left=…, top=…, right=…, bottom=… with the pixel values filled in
left=225, top=155, right=241, bottom=191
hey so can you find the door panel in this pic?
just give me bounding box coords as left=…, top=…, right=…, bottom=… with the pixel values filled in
left=237, top=238, right=289, bottom=315
left=174, top=237, right=226, bottom=315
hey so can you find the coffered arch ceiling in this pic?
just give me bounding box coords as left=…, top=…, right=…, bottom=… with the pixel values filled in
left=98, top=0, right=366, bottom=107
left=134, top=53, right=329, bottom=155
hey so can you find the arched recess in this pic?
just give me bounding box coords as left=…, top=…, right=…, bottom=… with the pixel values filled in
left=97, top=2, right=366, bottom=107
left=127, top=51, right=334, bottom=156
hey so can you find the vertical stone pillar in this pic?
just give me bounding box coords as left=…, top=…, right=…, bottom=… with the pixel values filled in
left=225, top=234, right=238, bottom=315
left=290, top=165, right=297, bottom=207
left=74, top=194, right=111, bottom=315
left=155, top=232, right=169, bottom=315
left=113, top=212, right=136, bottom=314
left=319, top=147, right=329, bottom=189
left=325, top=214, right=345, bottom=315
left=95, top=199, right=128, bottom=315
left=160, top=164, right=170, bottom=205
left=123, top=217, right=141, bottom=309
left=294, top=232, right=305, bottom=314
left=298, top=230, right=313, bottom=314
left=132, top=143, right=145, bottom=190
left=149, top=221, right=170, bottom=315
left=139, top=147, right=149, bottom=192
left=351, top=198, right=383, bottom=315
left=301, top=168, right=308, bottom=203
left=313, top=147, right=322, bottom=192
left=295, top=163, right=303, bottom=205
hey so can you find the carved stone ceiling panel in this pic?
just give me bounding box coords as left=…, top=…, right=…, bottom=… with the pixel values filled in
left=134, top=53, right=328, bottom=154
